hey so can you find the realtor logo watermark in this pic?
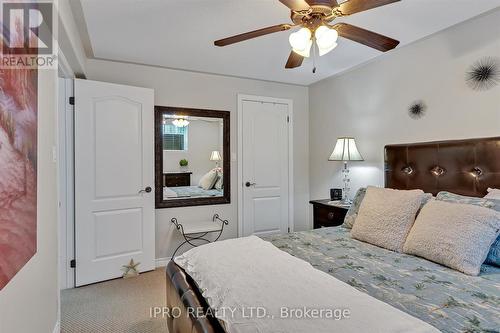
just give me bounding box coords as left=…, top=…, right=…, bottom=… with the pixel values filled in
left=150, top=306, right=351, bottom=321
left=1, top=0, right=57, bottom=69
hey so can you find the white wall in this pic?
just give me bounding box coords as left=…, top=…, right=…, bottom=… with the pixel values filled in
left=56, top=0, right=87, bottom=76
left=85, top=59, right=310, bottom=260
left=0, top=70, right=59, bottom=333
left=309, top=10, right=500, bottom=200
left=163, top=119, right=222, bottom=185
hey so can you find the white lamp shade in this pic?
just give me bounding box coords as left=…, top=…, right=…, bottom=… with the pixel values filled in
left=210, top=151, right=222, bottom=161
left=289, top=28, right=312, bottom=58
left=315, top=26, right=339, bottom=56
left=318, top=42, right=337, bottom=56
left=328, top=137, right=364, bottom=161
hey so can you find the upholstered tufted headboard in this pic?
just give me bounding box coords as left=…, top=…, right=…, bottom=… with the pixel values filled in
left=385, top=137, right=500, bottom=197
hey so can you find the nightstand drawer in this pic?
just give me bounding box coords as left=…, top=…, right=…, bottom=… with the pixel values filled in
left=317, top=207, right=339, bottom=224
left=164, top=173, right=191, bottom=187
left=310, top=200, right=350, bottom=229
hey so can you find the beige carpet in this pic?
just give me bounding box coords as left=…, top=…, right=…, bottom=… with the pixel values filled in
left=61, top=268, right=168, bottom=333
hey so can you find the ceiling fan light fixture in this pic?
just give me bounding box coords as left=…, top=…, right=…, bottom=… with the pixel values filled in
left=289, top=27, right=312, bottom=58
left=214, top=0, right=401, bottom=70
left=172, top=118, right=189, bottom=127
left=292, top=40, right=312, bottom=58
left=318, top=42, right=338, bottom=56
left=315, top=25, right=338, bottom=56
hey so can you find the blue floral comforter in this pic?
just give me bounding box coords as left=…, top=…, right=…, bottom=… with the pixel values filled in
left=164, top=186, right=222, bottom=198
left=263, top=227, right=500, bottom=333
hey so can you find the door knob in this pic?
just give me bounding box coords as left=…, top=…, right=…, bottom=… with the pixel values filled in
left=139, top=186, right=152, bottom=194
left=245, top=182, right=256, bottom=187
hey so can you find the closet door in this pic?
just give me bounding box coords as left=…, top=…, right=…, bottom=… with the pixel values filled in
left=241, top=98, right=290, bottom=237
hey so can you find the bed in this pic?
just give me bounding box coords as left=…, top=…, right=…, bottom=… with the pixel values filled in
left=163, top=186, right=223, bottom=199
left=264, top=228, right=500, bottom=332
left=165, top=137, right=500, bottom=333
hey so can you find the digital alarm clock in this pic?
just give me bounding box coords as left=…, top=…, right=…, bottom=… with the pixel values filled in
left=330, top=188, right=343, bottom=201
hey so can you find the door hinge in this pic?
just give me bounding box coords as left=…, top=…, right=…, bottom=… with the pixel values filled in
left=69, top=97, right=75, bottom=105
left=70, top=259, right=76, bottom=268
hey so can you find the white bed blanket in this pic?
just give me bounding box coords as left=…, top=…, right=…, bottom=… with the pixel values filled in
left=174, top=236, right=440, bottom=333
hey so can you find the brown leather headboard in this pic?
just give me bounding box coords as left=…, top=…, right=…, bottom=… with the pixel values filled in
left=385, top=137, right=500, bottom=197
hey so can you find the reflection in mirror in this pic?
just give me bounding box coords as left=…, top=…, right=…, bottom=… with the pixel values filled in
left=155, top=107, right=230, bottom=208
left=162, top=115, right=224, bottom=200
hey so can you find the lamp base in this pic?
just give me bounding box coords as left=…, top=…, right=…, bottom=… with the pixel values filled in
left=340, top=197, right=352, bottom=205
left=342, top=161, right=352, bottom=205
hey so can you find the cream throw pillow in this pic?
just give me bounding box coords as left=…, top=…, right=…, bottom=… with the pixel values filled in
left=403, top=200, right=500, bottom=275
left=214, top=174, right=223, bottom=190
left=198, top=170, right=218, bottom=190
left=351, top=186, right=425, bottom=252
left=485, top=188, right=500, bottom=200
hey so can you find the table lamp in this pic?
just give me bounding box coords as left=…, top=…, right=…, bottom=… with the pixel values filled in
left=210, top=151, right=222, bottom=168
left=328, top=137, right=364, bottom=204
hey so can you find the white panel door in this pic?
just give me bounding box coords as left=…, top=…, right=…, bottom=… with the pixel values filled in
left=74, top=79, right=155, bottom=286
left=242, top=100, right=289, bottom=236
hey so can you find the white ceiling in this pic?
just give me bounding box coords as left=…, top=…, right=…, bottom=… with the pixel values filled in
left=78, top=0, right=500, bottom=86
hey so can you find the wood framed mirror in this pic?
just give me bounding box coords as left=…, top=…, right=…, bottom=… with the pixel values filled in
left=155, top=106, right=230, bottom=208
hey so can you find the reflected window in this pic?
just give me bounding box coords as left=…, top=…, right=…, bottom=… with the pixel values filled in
left=163, top=123, right=188, bottom=151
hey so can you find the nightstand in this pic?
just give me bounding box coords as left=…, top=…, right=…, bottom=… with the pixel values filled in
left=163, top=172, right=192, bottom=187
left=309, top=199, right=350, bottom=229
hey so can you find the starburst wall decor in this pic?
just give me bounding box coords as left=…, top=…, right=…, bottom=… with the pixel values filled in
left=466, top=57, right=500, bottom=91
left=408, top=101, right=427, bottom=120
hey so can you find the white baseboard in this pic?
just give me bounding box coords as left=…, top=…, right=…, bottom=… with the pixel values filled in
left=155, top=257, right=171, bottom=268
left=52, top=321, right=60, bottom=333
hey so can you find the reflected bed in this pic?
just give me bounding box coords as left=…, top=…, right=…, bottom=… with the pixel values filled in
left=163, top=186, right=223, bottom=199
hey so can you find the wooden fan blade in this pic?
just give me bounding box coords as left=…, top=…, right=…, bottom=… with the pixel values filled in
left=285, top=51, right=304, bottom=69
left=337, top=0, right=400, bottom=16
left=334, top=23, right=399, bottom=52
left=278, top=0, right=310, bottom=12
left=214, top=24, right=292, bottom=47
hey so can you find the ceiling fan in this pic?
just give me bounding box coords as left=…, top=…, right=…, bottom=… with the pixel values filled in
left=214, top=0, right=401, bottom=69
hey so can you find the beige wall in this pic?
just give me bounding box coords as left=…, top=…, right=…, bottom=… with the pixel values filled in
left=0, top=70, right=59, bottom=333
left=309, top=10, right=500, bottom=200
left=85, top=59, right=310, bottom=260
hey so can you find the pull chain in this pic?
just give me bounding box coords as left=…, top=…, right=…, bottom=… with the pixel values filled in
left=312, top=38, right=317, bottom=74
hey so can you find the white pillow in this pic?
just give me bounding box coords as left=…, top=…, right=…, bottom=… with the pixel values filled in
left=485, top=188, right=500, bottom=200
left=403, top=200, right=500, bottom=275
left=351, top=186, right=426, bottom=252
left=198, top=170, right=218, bottom=190
left=214, top=174, right=223, bottom=190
